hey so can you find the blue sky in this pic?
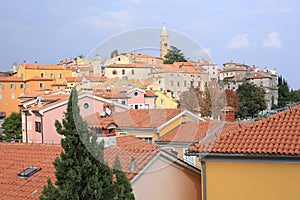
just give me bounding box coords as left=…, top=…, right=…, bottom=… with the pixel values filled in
left=1, top=0, right=299, bottom=88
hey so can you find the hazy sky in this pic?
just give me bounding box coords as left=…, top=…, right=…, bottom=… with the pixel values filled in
left=1, top=0, right=299, bottom=88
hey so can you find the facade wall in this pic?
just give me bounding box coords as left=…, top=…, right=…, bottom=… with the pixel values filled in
left=105, top=67, right=152, bottom=80
left=0, top=80, right=24, bottom=116
left=155, top=91, right=178, bottom=109
left=132, top=157, right=201, bottom=200
left=205, top=161, right=300, bottom=200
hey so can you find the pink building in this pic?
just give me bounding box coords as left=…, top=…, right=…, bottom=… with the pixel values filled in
left=94, top=87, right=157, bottom=109
left=21, top=93, right=129, bottom=144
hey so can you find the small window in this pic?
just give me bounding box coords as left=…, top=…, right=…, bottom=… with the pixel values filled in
left=18, top=167, right=41, bottom=179
left=58, top=72, right=62, bottom=79
left=0, top=84, right=3, bottom=89
left=112, top=70, right=117, bottom=75
left=133, top=91, right=139, bottom=97
left=0, top=94, right=2, bottom=99
left=139, top=137, right=152, bottom=144
left=160, top=99, right=164, bottom=105
left=11, top=93, right=15, bottom=99
left=121, top=100, right=126, bottom=105
left=122, top=69, right=125, bottom=75
left=41, top=72, right=45, bottom=78
left=57, top=86, right=61, bottom=90
left=118, top=132, right=127, bottom=137
left=83, top=103, right=89, bottom=109
left=39, top=82, right=44, bottom=88
left=171, top=81, right=173, bottom=86
left=35, top=121, right=41, bottom=132
left=177, top=81, right=180, bottom=87
left=131, top=69, right=135, bottom=75
left=20, top=83, right=24, bottom=89
left=50, top=73, right=55, bottom=78
left=10, top=84, right=16, bottom=89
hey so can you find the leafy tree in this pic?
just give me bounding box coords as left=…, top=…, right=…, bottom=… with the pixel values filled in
left=40, top=89, right=116, bottom=200
left=237, top=83, right=267, bottom=118
left=163, top=46, right=187, bottom=64
left=1, top=112, right=22, bottom=140
left=113, top=156, right=135, bottom=200
left=225, top=89, right=241, bottom=113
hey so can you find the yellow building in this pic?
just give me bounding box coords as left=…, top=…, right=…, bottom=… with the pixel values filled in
left=15, top=61, right=72, bottom=85
left=154, top=90, right=178, bottom=109
left=188, top=105, right=300, bottom=200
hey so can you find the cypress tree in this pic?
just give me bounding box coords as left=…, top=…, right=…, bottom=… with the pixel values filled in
left=40, top=88, right=114, bottom=200
left=113, top=156, right=135, bottom=200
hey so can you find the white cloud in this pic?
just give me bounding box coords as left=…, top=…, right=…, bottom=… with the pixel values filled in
left=78, top=10, right=131, bottom=29
left=228, top=34, right=255, bottom=49
left=263, top=31, right=282, bottom=48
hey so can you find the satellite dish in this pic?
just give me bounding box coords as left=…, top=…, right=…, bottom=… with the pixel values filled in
left=105, top=106, right=112, bottom=116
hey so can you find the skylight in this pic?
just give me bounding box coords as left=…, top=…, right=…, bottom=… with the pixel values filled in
left=18, top=167, right=41, bottom=178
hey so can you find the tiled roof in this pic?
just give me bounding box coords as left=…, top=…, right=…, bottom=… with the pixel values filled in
left=65, top=77, right=83, bottom=82
left=246, top=73, right=270, bottom=79
left=94, top=88, right=129, bottom=99
left=0, top=76, right=23, bottom=82
left=220, top=67, right=247, bottom=72
left=104, top=136, right=161, bottom=180
left=85, top=109, right=182, bottom=128
left=189, top=105, right=300, bottom=156
left=25, top=76, right=54, bottom=81
left=156, top=62, right=202, bottom=73
left=0, top=143, right=62, bottom=199
left=85, top=76, right=107, bottom=82
left=21, top=64, right=70, bottom=70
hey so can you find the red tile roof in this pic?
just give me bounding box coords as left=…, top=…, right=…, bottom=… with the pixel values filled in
left=85, top=76, right=107, bottom=82
left=104, top=136, right=161, bottom=180
left=0, top=137, right=161, bottom=199
left=0, top=143, right=62, bottom=199
left=94, top=88, right=129, bottom=99
left=85, top=109, right=182, bottom=128
left=0, top=76, right=23, bottom=82
left=21, top=64, right=70, bottom=70
left=64, top=77, right=83, bottom=82
left=189, top=105, right=300, bottom=156
left=246, top=73, right=270, bottom=79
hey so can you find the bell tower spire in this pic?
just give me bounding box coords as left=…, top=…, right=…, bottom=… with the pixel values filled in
left=160, top=24, right=170, bottom=59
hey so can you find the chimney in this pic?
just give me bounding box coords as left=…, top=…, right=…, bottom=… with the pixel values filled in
left=130, top=157, right=136, bottom=172
left=23, top=59, right=26, bottom=64
left=221, top=106, right=235, bottom=122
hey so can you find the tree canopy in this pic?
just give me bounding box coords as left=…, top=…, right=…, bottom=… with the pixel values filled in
left=1, top=112, right=22, bottom=141
left=237, top=83, right=266, bottom=118
left=40, top=88, right=134, bottom=200
left=163, top=46, right=187, bottom=64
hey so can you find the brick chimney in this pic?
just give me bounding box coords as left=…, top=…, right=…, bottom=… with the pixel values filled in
left=221, top=106, right=235, bottom=122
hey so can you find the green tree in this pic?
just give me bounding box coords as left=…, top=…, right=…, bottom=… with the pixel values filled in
left=237, top=83, right=267, bottom=118
left=113, top=156, right=135, bottom=200
left=163, top=46, right=187, bottom=64
left=1, top=112, right=22, bottom=140
left=40, top=89, right=115, bottom=200
left=277, top=75, right=290, bottom=107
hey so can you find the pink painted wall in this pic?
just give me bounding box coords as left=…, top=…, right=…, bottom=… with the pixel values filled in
left=128, top=90, right=145, bottom=105
left=145, top=97, right=156, bottom=109
left=24, top=96, right=128, bottom=144
left=132, top=157, right=201, bottom=200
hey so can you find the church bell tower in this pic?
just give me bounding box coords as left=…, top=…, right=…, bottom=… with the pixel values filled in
left=160, top=24, right=170, bottom=59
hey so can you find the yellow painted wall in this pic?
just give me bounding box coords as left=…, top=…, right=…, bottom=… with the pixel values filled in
left=205, top=161, right=300, bottom=200
left=155, top=91, right=178, bottom=109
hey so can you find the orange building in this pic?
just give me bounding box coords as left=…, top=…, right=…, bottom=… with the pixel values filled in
left=0, top=77, right=24, bottom=117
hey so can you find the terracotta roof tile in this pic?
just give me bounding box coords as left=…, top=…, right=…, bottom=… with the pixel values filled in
left=85, top=109, right=182, bottom=128
left=189, top=105, right=300, bottom=156
left=0, top=77, right=23, bottom=82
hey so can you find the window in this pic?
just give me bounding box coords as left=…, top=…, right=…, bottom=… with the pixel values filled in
left=11, top=93, right=14, bottom=99
left=0, top=93, right=2, bottom=99
left=145, top=104, right=149, bottom=109
left=0, top=84, right=3, bottom=89
left=122, top=69, right=125, bottom=75
left=57, top=86, right=61, bottom=90
left=133, top=91, right=139, bottom=96
left=26, top=84, right=29, bottom=88
left=184, top=81, right=187, bottom=87
left=139, top=137, right=152, bottom=144
left=121, top=100, right=126, bottom=105
left=183, top=148, right=195, bottom=165
left=50, top=73, right=55, bottom=78
left=112, top=70, right=117, bottom=75
left=58, top=72, right=62, bottom=79
left=160, top=99, right=164, bottom=105
left=83, top=103, right=89, bottom=109
left=18, top=167, right=41, bottom=179
left=131, top=69, right=135, bottom=75
left=41, top=72, right=45, bottom=78
left=171, top=81, right=174, bottom=86
left=20, top=83, right=24, bottom=89
left=35, top=121, right=42, bottom=132
left=134, top=105, right=138, bottom=109
left=10, top=84, right=16, bottom=89
left=177, top=81, right=180, bottom=87
left=39, top=82, right=44, bottom=88
left=118, top=132, right=127, bottom=137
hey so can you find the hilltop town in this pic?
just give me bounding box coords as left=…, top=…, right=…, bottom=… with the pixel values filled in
left=0, top=25, right=299, bottom=200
